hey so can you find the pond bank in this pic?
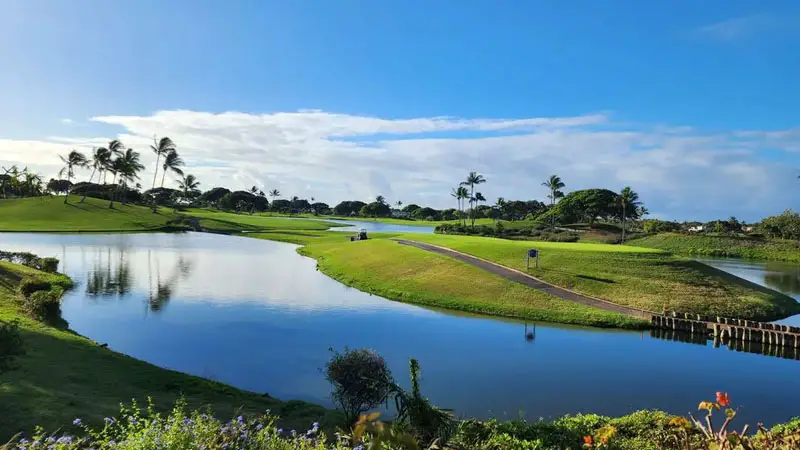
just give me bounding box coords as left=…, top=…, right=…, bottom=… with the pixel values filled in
left=0, top=259, right=335, bottom=440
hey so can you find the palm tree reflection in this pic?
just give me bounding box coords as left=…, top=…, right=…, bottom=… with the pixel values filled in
left=86, top=247, right=194, bottom=313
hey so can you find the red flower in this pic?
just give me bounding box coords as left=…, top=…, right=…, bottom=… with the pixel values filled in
left=583, top=435, right=593, bottom=447
left=716, top=392, right=730, bottom=407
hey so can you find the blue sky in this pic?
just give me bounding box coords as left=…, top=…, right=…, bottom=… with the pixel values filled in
left=2, top=0, right=799, bottom=221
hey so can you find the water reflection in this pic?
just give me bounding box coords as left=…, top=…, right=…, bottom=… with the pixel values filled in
left=86, top=248, right=133, bottom=297
left=3, top=232, right=800, bottom=426
left=697, top=258, right=800, bottom=326
left=80, top=245, right=195, bottom=313
left=764, top=267, right=800, bottom=295
left=649, top=329, right=800, bottom=361
left=147, top=253, right=194, bottom=313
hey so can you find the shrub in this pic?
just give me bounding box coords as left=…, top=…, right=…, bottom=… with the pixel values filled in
left=18, top=278, right=54, bottom=297
left=325, top=347, right=395, bottom=425
left=0, top=319, right=25, bottom=374
left=546, top=233, right=579, bottom=243
left=0, top=251, right=60, bottom=273
left=393, top=359, right=456, bottom=446
left=39, top=257, right=60, bottom=273
left=21, top=289, right=63, bottom=324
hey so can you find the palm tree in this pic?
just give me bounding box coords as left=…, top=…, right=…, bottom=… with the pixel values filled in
left=21, top=169, right=43, bottom=197
left=396, top=200, right=403, bottom=209
left=495, top=197, right=506, bottom=221
left=460, top=171, right=486, bottom=228
left=450, top=186, right=469, bottom=226
left=111, top=149, right=144, bottom=208
left=159, top=150, right=184, bottom=187
left=375, top=195, right=386, bottom=205
left=81, top=147, right=111, bottom=203
left=250, top=185, right=258, bottom=195
left=58, top=150, right=88, bottom=203
left=619, top=186, right=641, bottom=243
left=258, top=190, right=265, bottom=198
left=474, top=192, right=486, bottom=211
left=542, top=175, right=566, bottom=231
left=177, top=174, right=201, bottom=203
left=268, top=189, right=280, bottom=212
left=150, top=136, right=176, bottom=189
left=97, top=140, right=125, bottom=184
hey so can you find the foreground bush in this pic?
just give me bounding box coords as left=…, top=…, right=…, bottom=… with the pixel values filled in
left=4, top=392, right=800, bottom=449
left=326, top=348, right=395, bottom=425
left=3, top=400, right=414, bottom=450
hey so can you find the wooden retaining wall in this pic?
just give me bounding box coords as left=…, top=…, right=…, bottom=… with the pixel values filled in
left=648, top=328, right=800, bottom=361
left=651, top=311, right=800, bottom=349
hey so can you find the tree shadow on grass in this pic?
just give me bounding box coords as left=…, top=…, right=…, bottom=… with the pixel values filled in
left=576, top=274, right=616, bottom=284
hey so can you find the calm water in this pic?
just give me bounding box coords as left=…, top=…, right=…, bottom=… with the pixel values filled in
left=3, top=232, right=800, bottom=425
left=698, top=258, right=800, bottom=327
left=322, top=219, right=434, bottom=234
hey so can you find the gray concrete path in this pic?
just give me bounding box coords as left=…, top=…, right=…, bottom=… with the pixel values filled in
left=394, top=239, right=653, bottom=320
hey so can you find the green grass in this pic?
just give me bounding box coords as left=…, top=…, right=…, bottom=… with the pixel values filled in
left=186, top=209, right=344, bottom=232
left=0, top=261, right=336, bottom=441
left=245, top=231, right=646, bottom=328
left=399, top=234, right=800, bottom=321
left=256, top=212, right=497, bottom=227
left=0, top=196, right=180, bottom=232
left=629, top=232, right=800, bottom=263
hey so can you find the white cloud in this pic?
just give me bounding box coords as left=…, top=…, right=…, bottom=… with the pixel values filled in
left=59, top=118, right=74, bottom=125
left=2, top=109, right=799, bottom=221
left=693, top=13, right=794, bottom=41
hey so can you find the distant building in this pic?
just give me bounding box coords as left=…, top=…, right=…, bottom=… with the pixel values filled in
left=688, top=225, right=705, bottom=232
left=391, top=209, right=410, bottom=218
left=742, top=225, right=755, bottom=232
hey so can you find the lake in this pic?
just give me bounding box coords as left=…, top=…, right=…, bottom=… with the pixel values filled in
left=322, top=218, right=435, bottom=234
left=698, top=258, right=800, bottom=327
left=3, top=232, right=800, bottom=426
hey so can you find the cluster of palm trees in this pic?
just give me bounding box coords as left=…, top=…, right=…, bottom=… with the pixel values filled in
left=0, top=165, right=45, bottom=198
left=451, top=171, right=487, bottom=227
left=57, top=136, right=197, bottom=208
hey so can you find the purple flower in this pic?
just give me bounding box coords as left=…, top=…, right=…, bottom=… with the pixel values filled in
left=19, top=438, right=29, bottom=444
left=312, top=422, right=319, bottom=428
left=72, top=418, right=82, bottom=426
left=104, top=417, right=115, bottom=425
left=56, top=436, right=72, bottom=444
left=354, top=446, right=365, bottom=450
left=236, top=415, right=244, bottom=424
left=184, top=417, right=191, bottom=425
left=291, top=429, right=297, bottom=436
left=277, top=428, right=283, bottom=434
left=255, top=424, right=264, bottom=431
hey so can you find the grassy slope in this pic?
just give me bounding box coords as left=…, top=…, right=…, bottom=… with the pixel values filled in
left=246, top=231, right=647, bottom=328
left=0, top=261, right=334, bottom=440
left=629, top=232, right=800, bottom=263
left=186, top=209, right=344, bottom=232
left=257, top=212, right=495, bottom=227
left=0, top=196, right=178, bottom=232
left=402, top=234, right=800, bottom=321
